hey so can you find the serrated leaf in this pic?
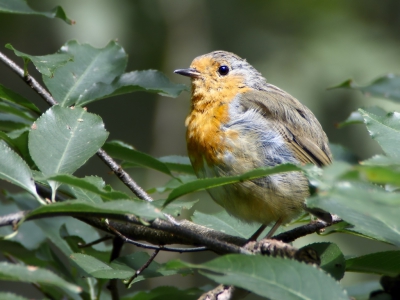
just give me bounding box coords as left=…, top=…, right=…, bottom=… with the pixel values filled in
left=307, top=182, right=400, bottom=246
left=0, top=0, right=74, bottom=24
left=337, top=106, right=386, bottom=128
left=6, top=44, right=73, bottom=77
left=331, top=74, right=400, bottom=102
left=0, top=84, right=40, bottom=114
left=165, top=164, right=301, bottom=206
left=0, top=262, right=81, bottom=293
left=70, top=253, right=134, bottom=279
left=27, top=199, right=164, bottom=220
left=103, top=141, right=173, bottom=176
left=346, top=251, right=400, bottom=276
left=360, top=109, right=400, bottom=159
left=28, top=106, right=108, bottom=191
left=306, top=242, right=345, bottom=280
left=77, top=70, right=188, bottom=105
left=166, top=255, right=348, bottom=300
left=0, top=140, right=43, bottom=203
left=44, top=174, right=129, bottom=201
left=43, top=40, right=128, bottom=106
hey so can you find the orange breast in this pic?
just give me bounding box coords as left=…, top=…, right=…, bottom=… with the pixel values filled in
left=185, top=76, right=250, bottom=171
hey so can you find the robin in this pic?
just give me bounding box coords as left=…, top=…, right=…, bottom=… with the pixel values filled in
left=174, top=51, right=332, bottom=239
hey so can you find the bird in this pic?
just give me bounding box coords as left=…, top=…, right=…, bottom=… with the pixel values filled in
left=174, top=51, right=332, bottom=239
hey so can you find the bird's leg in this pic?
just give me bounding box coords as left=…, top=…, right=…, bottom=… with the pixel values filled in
left=248, top=224, right=267, bottom=241
left=264, top=218, right=283, bottom=239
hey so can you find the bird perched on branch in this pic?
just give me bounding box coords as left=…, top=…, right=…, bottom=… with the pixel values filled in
left=175, top=51, right=332, bottom=239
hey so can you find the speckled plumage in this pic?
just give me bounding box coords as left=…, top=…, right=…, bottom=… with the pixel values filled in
left=175, top=51, right=332, bottom=236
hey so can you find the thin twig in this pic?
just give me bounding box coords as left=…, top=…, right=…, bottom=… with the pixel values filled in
left=0, top=51, right=57, bottom=106
left=125, top=249, right=160, bottom=288
left=78, top=235, right=113, bottom=248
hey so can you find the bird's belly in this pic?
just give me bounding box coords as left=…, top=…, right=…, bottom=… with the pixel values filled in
left=195, top=148, right=308, bottom=225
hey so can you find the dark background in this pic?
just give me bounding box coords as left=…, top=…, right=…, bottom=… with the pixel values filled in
left=1, top=1, right=399, bottom=297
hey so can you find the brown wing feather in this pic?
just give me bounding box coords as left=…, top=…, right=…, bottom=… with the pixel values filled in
left=240, top=88, right=332, bottom=167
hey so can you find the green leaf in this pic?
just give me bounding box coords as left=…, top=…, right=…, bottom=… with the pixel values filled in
left=306, top=242, right=345, bottom=280
left=331, top=74, right=400, bottom=102
left=44, top=174, right=130, bottom=202
left=28, top=106, right=108, bottom=192
left=0, top=102, right=35, bottom=122
left=165, top=164, right=301, bottom=205
left=337, top=106, right=386, bottom=128
left=0, top=262, right=81, bottom=293
left=307, top=182, right=400, bottom=246
left=70, top=253, right=134, bottom=279
left=6, top=44, right=73, bottom=77
left=77, top=70, right=188, bottom=105
left=148, top=175, right=197, bottom=194
left=103, top=141, right=173, bottom=176
left=329, top=143, right=358, bottom=164
left=0, top=0, right=74, bottom=24
left=346, top=251, right=400, bottom=276
left=360, top=109, right=400, bottom=159
left=0, top=140, right=43, bottom=204
left=0, top=292, right=29, bottom=300
left=122, top=286, right=203, bottom=300
left=69, top=176, right=104, bottom=203
left=27, top=199, right=164, bottom=220
left=43, top=40, right=128, bottom=107
left=192, top=210, right=266, bottom=239
left=0, top=84, right=40, bottom=114
left=166, top=255, right=348, bottom=300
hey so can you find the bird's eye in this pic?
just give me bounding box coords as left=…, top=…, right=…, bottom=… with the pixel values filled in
left=218, top=65, right=230, bottom=76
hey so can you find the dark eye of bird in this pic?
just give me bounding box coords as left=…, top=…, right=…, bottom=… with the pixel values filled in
left=218, top=65, right=229, bottom=76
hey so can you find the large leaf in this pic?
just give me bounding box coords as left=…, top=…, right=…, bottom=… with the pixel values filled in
left=346, top=251, right=400, bottom=276
left=27, top=199, right=164, bottom=221
left=0, top=140, right=43, bottom=204
left=166, top=255, right=348, bottom=300
left=360, top=109, right=400, bottom=159
left=0, top=262, right=81, bottom=293
left=0, top=0, right=73, bottom=24
left=307, top=182, right=400, bottom=246
left=165, top=164, right=301, bottom=205
left=337, top=106, right=386, bottom=129
left=158, top=155, right=195, bottom=174
left=0, top=84, right=40, bottom=114
left=332, top=74, right=400, bottom=102
left=28, top=105, right=108, bottom=178
left=6, top=44, right=73, bottom=77
left=77, top=70, right=187, bottom=105
left=43, top=40, right=127, bottom=106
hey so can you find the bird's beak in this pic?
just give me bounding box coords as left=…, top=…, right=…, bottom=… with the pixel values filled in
left=174, top=68, right=201, bottom=78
